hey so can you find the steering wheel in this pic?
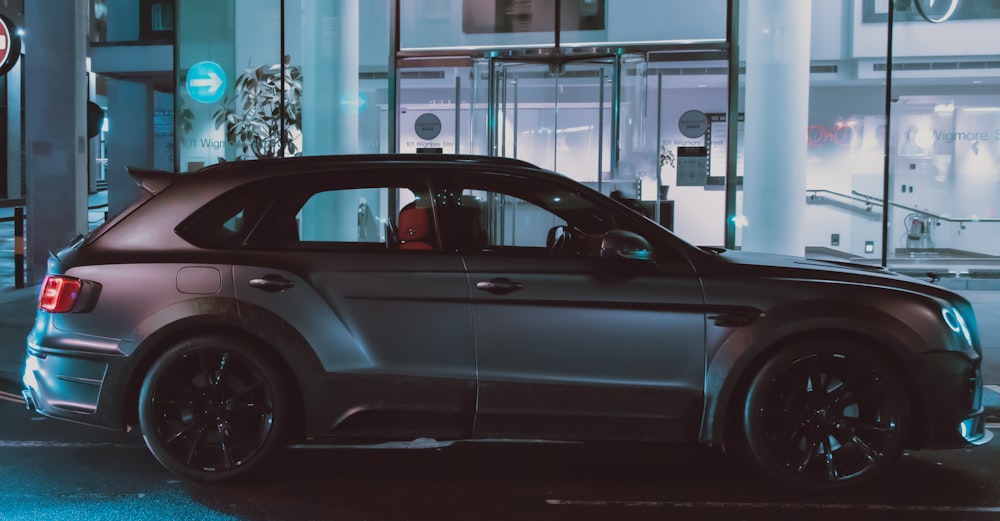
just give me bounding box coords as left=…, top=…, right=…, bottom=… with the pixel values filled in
left=546, top=225, right=575, bottom=256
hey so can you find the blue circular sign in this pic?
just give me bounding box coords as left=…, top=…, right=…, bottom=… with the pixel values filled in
left=186, top=61, right=227, bottom=104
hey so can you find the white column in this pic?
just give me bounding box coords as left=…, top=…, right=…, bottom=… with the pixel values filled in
left=300, top=0, right=362, bottom=242
left=106, top=78, right=154, bottom=217
left=741, top=0, right=812, bottom=256
left=301, top=0, right=359, bottom=155
left=25, top=0, right=90, bottom=284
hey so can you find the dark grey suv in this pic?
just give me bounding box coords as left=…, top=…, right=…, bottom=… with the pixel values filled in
left=22, top=154, right=990, bottom=490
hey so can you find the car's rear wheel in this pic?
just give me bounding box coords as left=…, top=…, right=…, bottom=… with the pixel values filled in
left=742, top=340, right=910, bottom=491
left=138, top=335, right=287, bottom=482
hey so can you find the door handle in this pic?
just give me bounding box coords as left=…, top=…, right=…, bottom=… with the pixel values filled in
left=475, top=277, right=524, bottom=295
left=248, top=275, right=295, bottom=293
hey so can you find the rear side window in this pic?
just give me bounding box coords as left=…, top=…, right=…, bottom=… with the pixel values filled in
left=293, top=186, right=419, bottom=246
left=176, top=181, right=279, bottom=249
left=250, top=178, right=430, bottom=251
left=179, top=169, right=437, bottom=252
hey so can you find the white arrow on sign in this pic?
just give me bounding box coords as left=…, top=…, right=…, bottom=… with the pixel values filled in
left=190, top=71, right=222, bottom=94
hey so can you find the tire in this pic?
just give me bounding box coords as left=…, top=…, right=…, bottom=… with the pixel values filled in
left=138, top=335, right=288, bottom=482
left=741, top=340, right=910, bottom=491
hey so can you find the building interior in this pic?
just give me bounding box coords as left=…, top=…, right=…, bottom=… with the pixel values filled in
left=2, top=0, right=999, bottom=285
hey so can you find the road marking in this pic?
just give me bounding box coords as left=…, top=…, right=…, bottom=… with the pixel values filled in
left=0, top=441, right=143, bottom=449
left=545, top=499, right=1000, bottom=513
left=986, top=385, right=1000, bottom=394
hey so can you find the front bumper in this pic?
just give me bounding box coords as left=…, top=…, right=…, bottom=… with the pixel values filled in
left=917, top=351, right=992, bottom=449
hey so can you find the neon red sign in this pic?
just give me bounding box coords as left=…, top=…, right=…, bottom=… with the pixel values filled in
left=808, top=123, right=855, bottom=147
left=0, top=14, right=22, bottom=76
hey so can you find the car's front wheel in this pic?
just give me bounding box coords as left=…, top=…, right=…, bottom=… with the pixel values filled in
left=742, top=340, right=910, bottom=491
left=138, top=335, right=288, bottom=481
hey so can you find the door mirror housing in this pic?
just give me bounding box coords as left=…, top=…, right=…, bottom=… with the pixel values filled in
left=600, top=230, right=653, bottom=260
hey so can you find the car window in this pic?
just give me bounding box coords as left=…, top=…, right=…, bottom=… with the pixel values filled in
left=462, top=190, right=565, bottom=250
left=247, top=174, right=435, bottom=252
left=445, top=175, right=633, bottom=258
left=295, top=187, right=410, bottom=244
left=176, top=181, right=278, bottom=249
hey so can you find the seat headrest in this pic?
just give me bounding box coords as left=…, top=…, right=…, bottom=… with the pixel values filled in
left=398, top=205, right=434, bottom=249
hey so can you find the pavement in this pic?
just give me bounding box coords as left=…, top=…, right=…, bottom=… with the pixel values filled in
left=0, top=191, right=996, bottom=422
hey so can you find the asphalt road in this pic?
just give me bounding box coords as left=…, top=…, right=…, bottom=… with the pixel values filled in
left=0, top=392, right=998, bottom=521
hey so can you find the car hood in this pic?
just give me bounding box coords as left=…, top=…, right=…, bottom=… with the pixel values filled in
left=710, top=249, right=959, bottom=300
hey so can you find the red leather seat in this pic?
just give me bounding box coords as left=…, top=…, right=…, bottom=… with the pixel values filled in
left=398, top=204, right=435, bottom=250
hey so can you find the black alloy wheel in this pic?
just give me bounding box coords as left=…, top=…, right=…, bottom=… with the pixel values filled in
left=742, top=341, right=910, bottom=491
left=138, top=335, right=287, bottom=482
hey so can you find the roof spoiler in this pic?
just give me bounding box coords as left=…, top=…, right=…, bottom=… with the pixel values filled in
left=127, top=166, right=176, bottom=196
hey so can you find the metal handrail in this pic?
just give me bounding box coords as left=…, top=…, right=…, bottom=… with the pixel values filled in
left=806, top=189, right=1000, bottom=225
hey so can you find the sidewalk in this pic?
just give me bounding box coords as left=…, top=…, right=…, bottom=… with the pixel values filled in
left=0, top=284, right=37, bottom=386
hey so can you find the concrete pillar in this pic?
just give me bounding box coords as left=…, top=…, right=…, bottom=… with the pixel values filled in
left=25, top=0, right=89, bottom=284
left=106, top=78, right=154, bottom=218
left=741, top=0, right=811, bottom=256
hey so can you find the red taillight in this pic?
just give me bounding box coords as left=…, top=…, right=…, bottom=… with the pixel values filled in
left=39, top=275, right=83, bottom=313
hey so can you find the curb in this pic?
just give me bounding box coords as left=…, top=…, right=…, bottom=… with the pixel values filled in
left=986, top=386, right=1000, bottom=423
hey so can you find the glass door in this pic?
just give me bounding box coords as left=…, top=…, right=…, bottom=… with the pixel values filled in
left=396, top=56, right=476, bottom=155
left=646, top=55, right=732, bottom=245
left=484, top=53, right=647, bottom=199
left=489, top=57, right=613, bottom=189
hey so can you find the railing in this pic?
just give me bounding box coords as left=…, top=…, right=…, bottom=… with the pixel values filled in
left=1, top=198, right=110, bottom=289
left=806, top=189, right=1000, bottom=228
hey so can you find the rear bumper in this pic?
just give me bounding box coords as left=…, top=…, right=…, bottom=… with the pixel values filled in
left=22, top=343, right=128, bottom=431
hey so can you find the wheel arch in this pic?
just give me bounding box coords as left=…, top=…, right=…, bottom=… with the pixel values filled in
left=700, top=313, right=932, bottom=452
left=120, top=306, right=321, bottom=442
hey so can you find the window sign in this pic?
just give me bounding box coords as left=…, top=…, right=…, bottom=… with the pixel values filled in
left=676, top=146, right=708, bottom=187
left=862, top=0, right=1000, bottom=23
left=186, top=61, right=227, bottom=104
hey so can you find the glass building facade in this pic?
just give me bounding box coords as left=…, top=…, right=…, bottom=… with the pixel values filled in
left=167, top=0, right=1000, bottom=282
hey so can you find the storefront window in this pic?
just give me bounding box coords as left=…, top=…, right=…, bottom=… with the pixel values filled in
left=402, top=0, right=557, bottom=51
left=733, top=0, right=1000, bottom=281
left=401, top=0, right=727, bottom=51
left=884, top=0, right=1000, bottom=279
left=140, top=0, right=175, bottom=41
left=176, top=0, right=238, bottom=170
left=285, top=0, right=389, bottom=156
left=177, top=0, right=390, bottom=168
left=561, top=0, right=727, bottom=47
left=172, top=0, right=1000, bottom=279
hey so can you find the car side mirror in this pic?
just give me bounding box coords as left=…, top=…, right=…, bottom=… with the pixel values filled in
left=600, top=229, right=653, bottom=260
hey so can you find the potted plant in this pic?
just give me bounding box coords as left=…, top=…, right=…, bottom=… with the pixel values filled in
left=212, top=58, right=303, bottom=159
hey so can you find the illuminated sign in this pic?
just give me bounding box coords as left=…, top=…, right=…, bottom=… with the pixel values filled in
left=914, top=0, right=959, bottom=23
left=185, top=61, right=227, bottom=104
left=0, top=14, right=23, bottom=76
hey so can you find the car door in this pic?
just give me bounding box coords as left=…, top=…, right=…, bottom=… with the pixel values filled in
left=233, top=170, right=477, bottom=439
left=441, top=172, right=706, bottom=443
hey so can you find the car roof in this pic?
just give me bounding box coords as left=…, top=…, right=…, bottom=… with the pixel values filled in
left=131, top=154, right=563, bottom=195
left=193, top=154, right=541, bottom=178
